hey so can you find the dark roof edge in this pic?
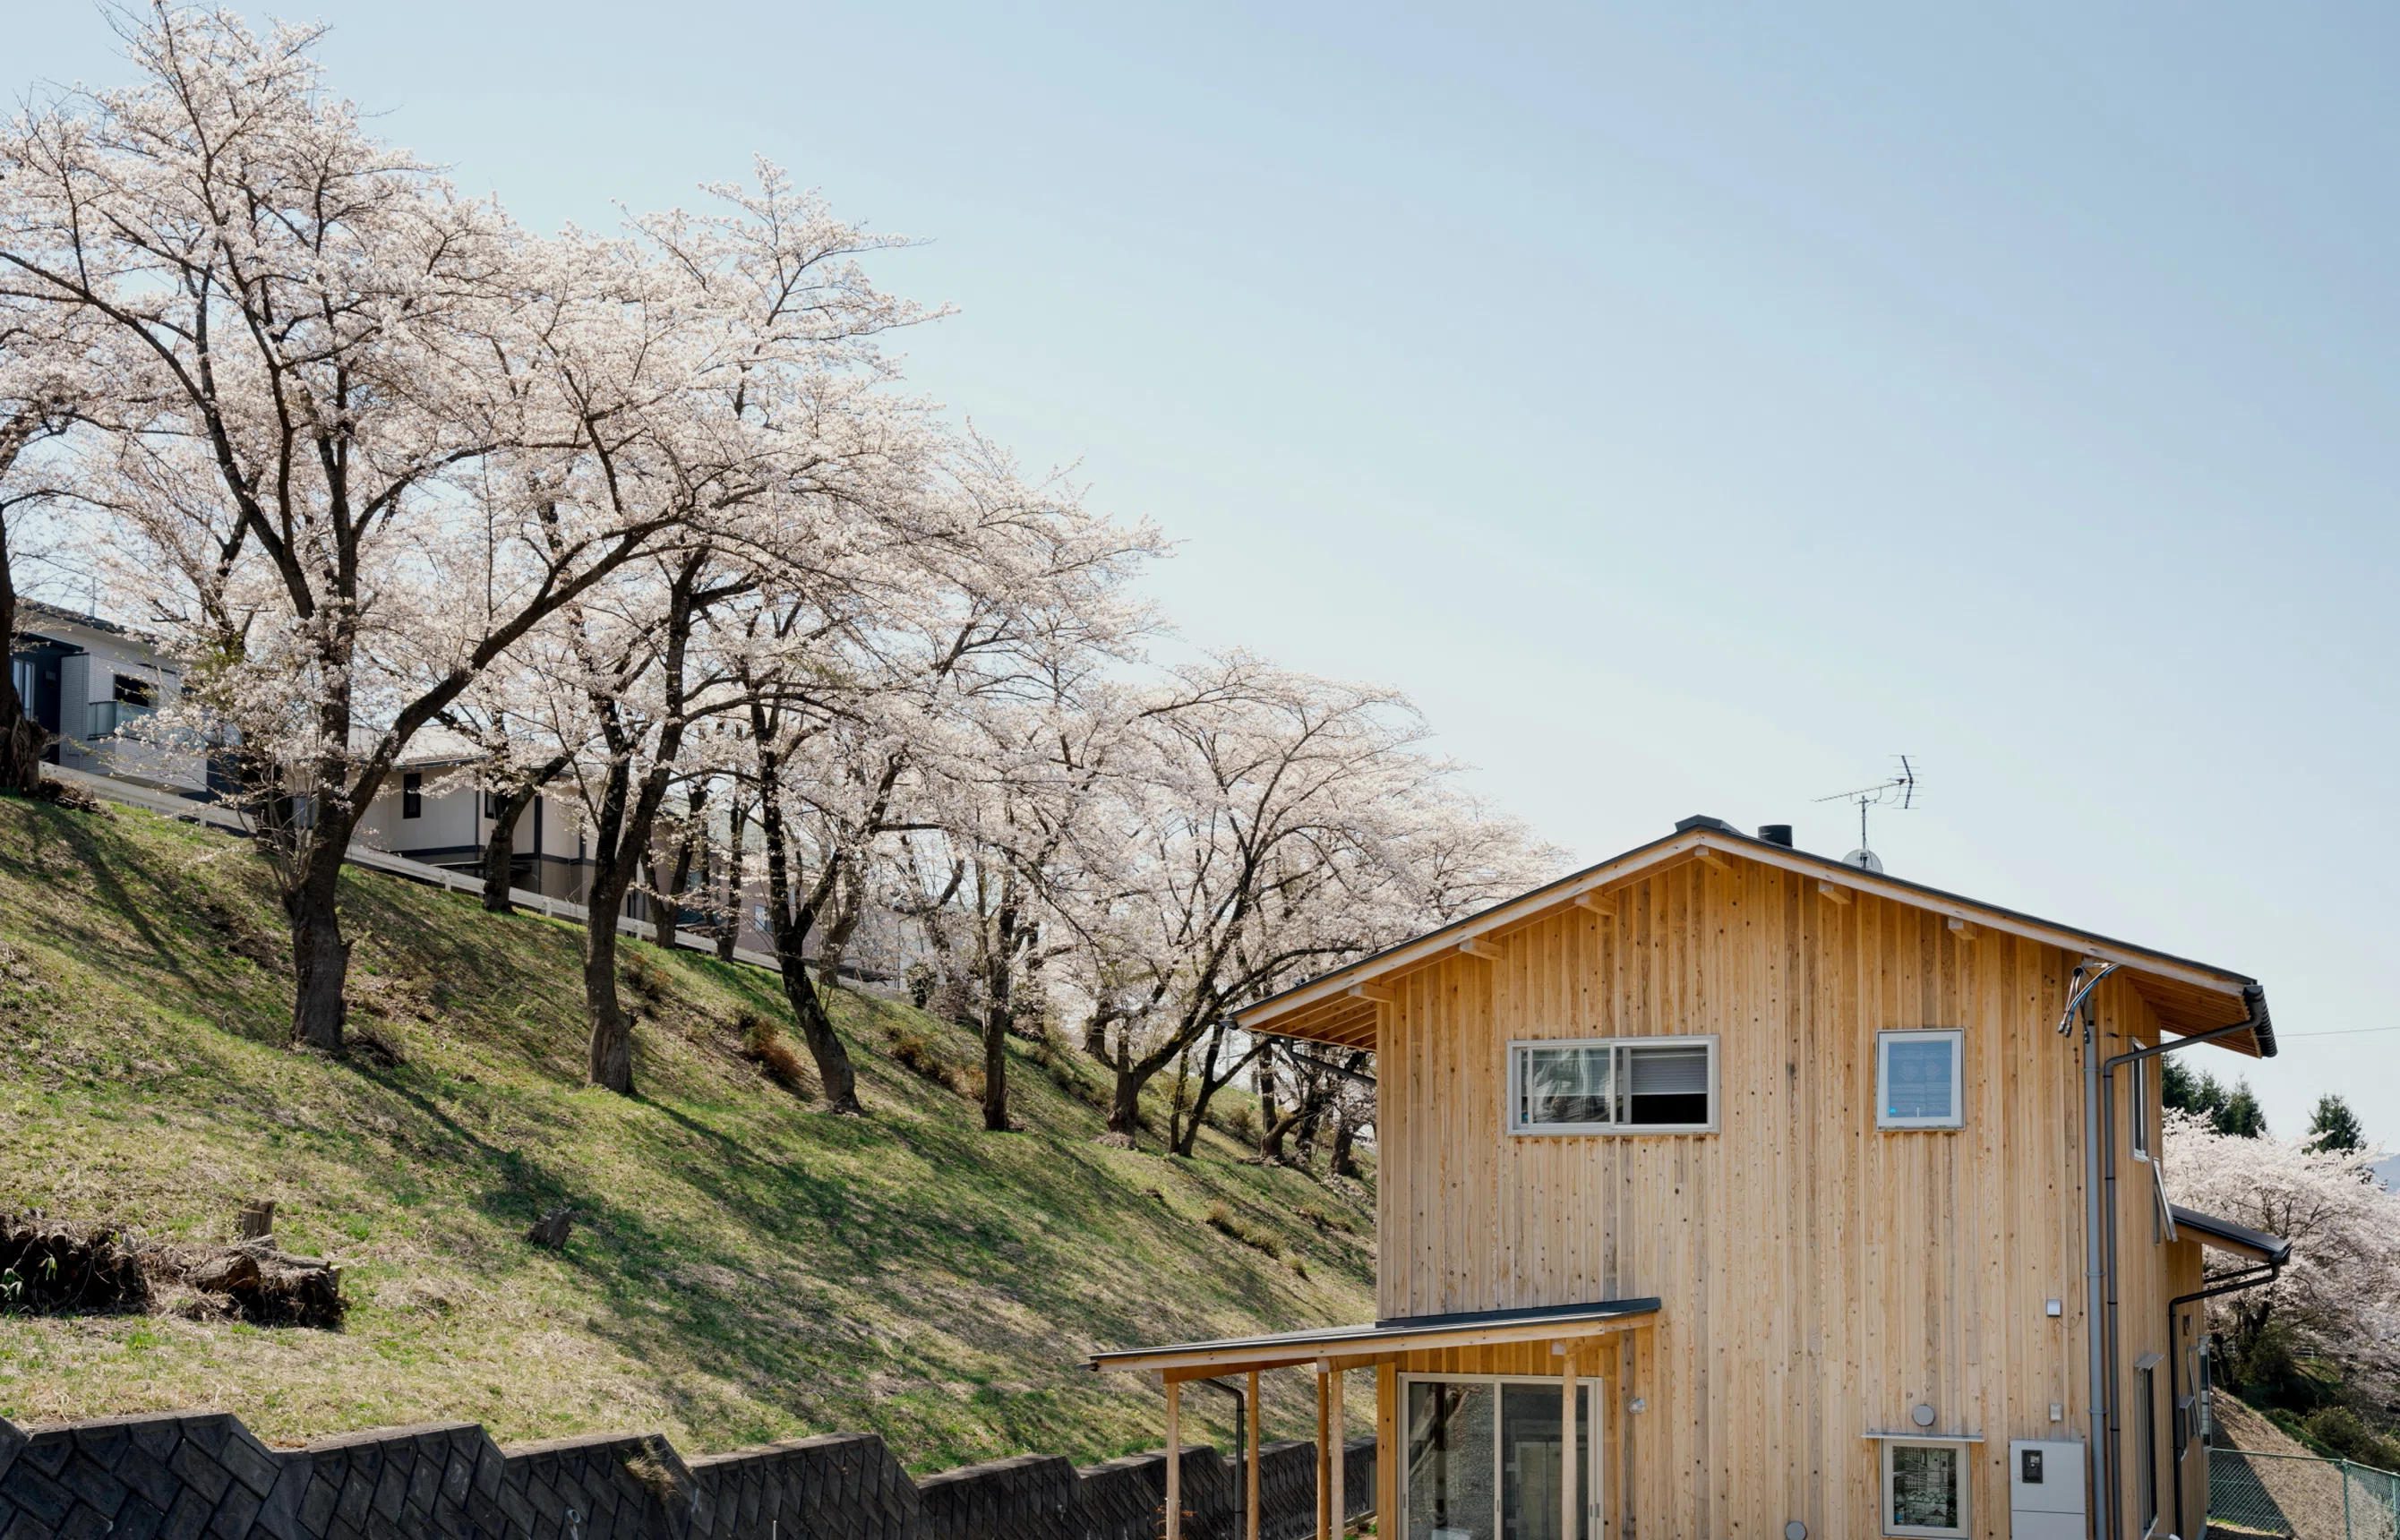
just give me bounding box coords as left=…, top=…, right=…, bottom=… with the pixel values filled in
left=1373, top=1296, right=1662, bottom=1331
left=1086, top=1296, right=1664, bottom=1365
left=2238, top=982, right=2277, bottom=1059
left=2169, top=1204, right=2293, bottom=1264
left=1237, top=820, right=2260, bottom=1030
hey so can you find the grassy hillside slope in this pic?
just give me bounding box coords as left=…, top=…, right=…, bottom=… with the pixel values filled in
left=0, top=795, right=1375, bottom=1467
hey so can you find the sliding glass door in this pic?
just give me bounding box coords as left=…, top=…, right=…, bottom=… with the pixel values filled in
left=1402, top=1376, right=1602, bottom=1540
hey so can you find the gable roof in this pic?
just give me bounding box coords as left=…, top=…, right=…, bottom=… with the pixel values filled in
left=1239, top=815, right=2275, bottom=1058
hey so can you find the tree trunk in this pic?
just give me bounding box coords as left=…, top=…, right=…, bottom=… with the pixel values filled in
left=814, top=861, right=864, bottom=983
left=714, top=848, right=741, bottom=961
left=782, top=950, right=861, bottom=1115
left=284, top=849, right=349, bottom=1052
left=1330, top=1104, right=1362, bottom=1178
left=1165, top=1048, right=1195, bottom=1153
left=579, top=745, right=647, bottom=1098
left=648, top=830, right=681, bottom=952
left=757, top=769, right=862, bottom=1115
left=1174, top=1019, right=1262, bottom=1158
left=481, top=786, right=538, bottom=914
left=1107, top=1064, right=1146, bottom=1141
left=980, top=898, right=1020, bottom=1134
left=1256, top=1057, right=1283, bottom=1162
left=583, top=898, right=634, bottom=1094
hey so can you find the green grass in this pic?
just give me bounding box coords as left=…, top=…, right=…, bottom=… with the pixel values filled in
left=0, top=795, right=1376, bottom=1467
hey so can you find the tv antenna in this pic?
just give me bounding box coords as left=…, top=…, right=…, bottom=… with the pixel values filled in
left=1813, top=756, right=1919, bottom=873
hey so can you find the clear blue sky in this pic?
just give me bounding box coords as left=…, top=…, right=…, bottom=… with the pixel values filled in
left=18, top=2, right=2400, bottom=1141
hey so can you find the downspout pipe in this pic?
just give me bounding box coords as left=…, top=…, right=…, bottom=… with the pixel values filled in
left=1195, top=1377, right=1251, bottom=1513
left=2096, top=982, right=2271, bottom=1540
left=2061, top=961, right=2121, bottom=1540
left=2165, top=1257, right=2283, bottom=1540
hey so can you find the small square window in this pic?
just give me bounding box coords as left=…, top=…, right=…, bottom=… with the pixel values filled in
left=1877, top=1030, right=1963, bottom=1130
left=1881, top=1441, right=1968, bottom=1538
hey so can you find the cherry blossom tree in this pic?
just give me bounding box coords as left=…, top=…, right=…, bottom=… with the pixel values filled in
left=0, top=7, right=745, bottom=1050
left=2163, top=1108, right=2400, bottom=1383
left=1050, top=658, right=1456, bottom=1145
left=734, top=443, right=1155, bottom=1116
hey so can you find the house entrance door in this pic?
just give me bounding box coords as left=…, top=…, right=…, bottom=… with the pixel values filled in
left=1401, top=1375, right=1602, bottom=1540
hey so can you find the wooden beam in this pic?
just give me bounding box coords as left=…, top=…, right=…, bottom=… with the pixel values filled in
left=1163, top=1356, right=1317, bottom=1382
left=1948, top=918, right=1980, bottom=940
left=1375, top=1361, right=1399, bottom=1540
left=1247, top=1368, right=1261, bottom=1540
left=1458, top=938, right=1504, bottom=962
left=1693, top=847, right=1731, bottom=873
left=1574, top=892, right=1616, bottom=917
left=1327, top=1362, right=1346, bottom=1538
left=1316, top=1368, right=1332, bottom=1540
left=1097, top=1310, right=1659, bottom=1375
left=1345, top=983, right=1394, bottom=1004
left=1165, top=1377, right=1182, bottom=1540
left=1561, top=1348, right=1579, bottom=1540
left=1817, top=881, right=1852, bottom=905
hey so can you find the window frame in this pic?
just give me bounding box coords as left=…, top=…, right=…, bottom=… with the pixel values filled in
left=1878, top=1438, right=1970, bottom=1540
left=1397, top=1372, right=1603, bottom=1540
left=2130, top=1045, right=2151, bottom=1161
left=1874, top=1029, right=1966, bottom=1131
left=401, top=770, right=424, bottom=820
left=2136, top=1356, right=2161, bottom=1534
left=1505, top=1036, right=1720, bottom=1136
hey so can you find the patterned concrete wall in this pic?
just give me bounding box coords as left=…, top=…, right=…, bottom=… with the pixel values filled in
left=0, top=1408, right=1374, bottom=1540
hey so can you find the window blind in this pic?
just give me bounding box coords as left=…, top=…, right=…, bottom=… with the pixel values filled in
left=1626, top=1045, right=1708, bottom=1095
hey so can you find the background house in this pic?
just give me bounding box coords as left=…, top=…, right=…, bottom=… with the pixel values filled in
left=8, top=601, right=206, bottom=796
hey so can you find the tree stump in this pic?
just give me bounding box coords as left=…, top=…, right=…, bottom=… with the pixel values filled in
left=525, top=1206, right=576, bottom=1249
left=236, top=1199, right=275, bottom=1242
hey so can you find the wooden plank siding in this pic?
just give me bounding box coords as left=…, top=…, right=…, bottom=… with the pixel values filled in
left=1371, top=846, right=2190, bottom=1540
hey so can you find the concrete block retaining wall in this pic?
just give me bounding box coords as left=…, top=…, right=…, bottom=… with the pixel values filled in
left=0, top=1408, right=1374, bottom=1540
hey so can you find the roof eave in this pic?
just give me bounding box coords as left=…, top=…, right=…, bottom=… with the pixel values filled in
left=1240, top=826, right=2263, bottom=1050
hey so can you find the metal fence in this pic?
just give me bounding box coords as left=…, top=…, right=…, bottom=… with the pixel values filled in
left=2211, top=1446, right=2400, bottom=1539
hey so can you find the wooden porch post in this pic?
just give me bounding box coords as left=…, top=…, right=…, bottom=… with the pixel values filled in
left=1560, top=1347, right=1580, bottom=1540
left=1166, top=1375, right=1182, bottom=1540
left=1329, top=1363, right=1347, bottom=1538
left=1247, top=1368, right=1262, bottom=1540
left=1376, top=1360, right=1400, bottom=1540
left=1316, top=1365, right=1333, bottom=1540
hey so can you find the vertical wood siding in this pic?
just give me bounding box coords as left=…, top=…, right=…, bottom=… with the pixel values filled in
left=1374, top=850, right=2187, bottom=1540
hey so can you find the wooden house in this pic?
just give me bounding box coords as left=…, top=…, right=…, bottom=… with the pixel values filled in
left=1092, top=815, right=2291, bottom=1540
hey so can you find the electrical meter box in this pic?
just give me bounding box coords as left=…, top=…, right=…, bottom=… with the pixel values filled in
left=2008, top=1440, right=2087, bottom=1540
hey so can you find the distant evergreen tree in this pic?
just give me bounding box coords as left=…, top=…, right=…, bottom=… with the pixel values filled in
left=2216, top=1078, right=2268, bottom=1139
left=2307, top=1094, right=2366, bottom=1154
left=2163, top=1057, right=2224, bottom=1118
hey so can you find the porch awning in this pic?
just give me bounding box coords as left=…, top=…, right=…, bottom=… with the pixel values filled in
left=1087, top=1297, right=1662, bottom=1377
left=2169, top=1204, right=2293, bottom=1265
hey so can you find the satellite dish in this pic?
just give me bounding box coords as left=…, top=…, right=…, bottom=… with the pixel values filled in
left=1843, top=848, right=1885, bottom=874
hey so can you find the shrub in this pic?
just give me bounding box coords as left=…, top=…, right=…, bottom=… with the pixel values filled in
left=621, top=954, right=671, bottom=1005
left=889, top=1031, right=964, bottom=1095
left=736, top=1010, right=811, bottom=1094
left=1204, top=1202, right=1283, bottom=1262
left=2302, top=1406, right=2400, bottom=1470
left=1299, top=1204, right=1358, bottom=1236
